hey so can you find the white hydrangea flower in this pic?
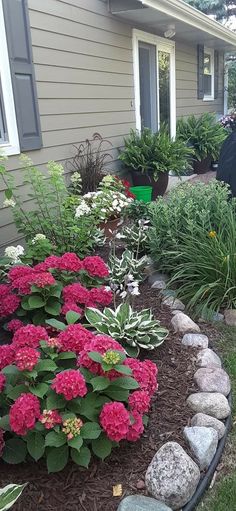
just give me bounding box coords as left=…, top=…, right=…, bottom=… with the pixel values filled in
left=5, top=245, right=24, bottom=263
left=75, top=201, right=91, bottom=218
left=32, top=233, right=47, bottom=245
left=71, top=172, right=81, bottom=184
left=3, top=198, right=16, bottom=208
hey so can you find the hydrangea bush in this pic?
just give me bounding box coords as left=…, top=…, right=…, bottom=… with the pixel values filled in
left=0, top=253, right=112, bottom=325
left=0, top=320, right=158, bottom=472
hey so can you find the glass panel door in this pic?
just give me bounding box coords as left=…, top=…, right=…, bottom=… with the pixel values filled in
left=158, top=51, right=171, bottom=130
left=138, top=41, right=158, bottom=131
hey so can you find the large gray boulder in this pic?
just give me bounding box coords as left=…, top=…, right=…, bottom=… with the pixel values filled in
left=145, top=442, right=200, bottom=510
left=183, top=426, right=218, bottom=470
left=191, top=413, right=226, bottom=440
left=196, top=349, right=222, bottom=369
left=194, top=367, right=231, bottom=396
left=182, top=333, right=208, bottom=348
left=171, top=313, right=200, bottom=334
left=117, top=496, right=173, bottom=511
left=162, top=296, right=185, bottom=311
left=187, top=392, right=230, bottom=419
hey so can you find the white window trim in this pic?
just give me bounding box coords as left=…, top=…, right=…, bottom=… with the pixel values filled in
left=203, top=46, right=214, bottom=102
left=0, top=0, right=20, bottom=156
left=132, top=29, right=176, bottom=138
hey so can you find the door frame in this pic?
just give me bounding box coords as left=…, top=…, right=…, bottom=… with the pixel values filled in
left=132, top=28, right=176, bottom=137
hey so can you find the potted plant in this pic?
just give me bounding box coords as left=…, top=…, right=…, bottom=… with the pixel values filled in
left=119, top=128, right=192, bottom=199
left=177, top=113, right=227, bottom=174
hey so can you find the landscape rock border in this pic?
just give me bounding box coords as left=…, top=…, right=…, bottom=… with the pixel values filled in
left=118, top=272, right=232, bottom=511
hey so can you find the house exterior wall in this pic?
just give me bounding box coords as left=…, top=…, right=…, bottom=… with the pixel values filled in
left=0, top=0, right=224, bottom=251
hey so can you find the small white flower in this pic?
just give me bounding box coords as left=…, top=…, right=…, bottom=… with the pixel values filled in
left=120, top=291, right=127, bottom=299
left=32, top=233, right=46, bottom=244
left=3, top=198, right=16, bottom=208
left=75, top=201, right=91, bottom=218
left=130, top=287, right=140, bottom=296
left=5, top=245, right=24, bottom=263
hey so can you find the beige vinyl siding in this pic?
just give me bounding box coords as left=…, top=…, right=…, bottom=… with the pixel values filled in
left=176, top=42, right=224, bottom=118
left=1, top=0, right=135, bottom=250
left=1, top=0, right=225, bottom=250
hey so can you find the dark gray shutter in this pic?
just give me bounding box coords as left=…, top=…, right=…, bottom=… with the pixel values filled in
left=2, top=0, right=42, bottom=151
left=214, top=50, right=219, bottom=100
left=197, top=44, right=204, bottom=100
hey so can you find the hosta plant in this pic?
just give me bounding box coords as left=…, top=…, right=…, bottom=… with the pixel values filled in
left=0, top=483, right=27, bottom=510
left=108, top=250, right=148, bottom=303
left=0, top=253, right=112, bottom=325
left=0, top=320, right=157, bottom=472
left=85, top=303, right=168, bottom=357
left=116, top=220, right=150, bottom=255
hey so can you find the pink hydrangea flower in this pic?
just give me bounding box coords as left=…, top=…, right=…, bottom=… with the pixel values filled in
left=31, top=272, right=56, bottom=288
left=128, top=390, right=151, bottom=414
left=59, top=253, right=83, bottom=272
left=58, top=324, right=94, bottom=354
left=51, top=369, right=87, bottom=400
left=0, top=429, right=5, bottom=457
left=39, top=255, right=61, bottom=270
left=8, top=265, right=35, bottom=281
left=39, top=409, right=62, bottom=429
left=15, top=347, right=40, bottom=371
left=7, top=319, right=24, bottom=333
left=78, top=335, right=124, bottom=377
left=12, top=325, right=49, bottom=349
left=89, top=287, right=113, bottom=306
left=0, top=294, right=20, bottom=318
left=0, top=284, right=11, bottom=297
left=100, top=402, right=130, bottom=442
left=9, top=393, right=41, bottom=436
left=62, top=283, right=90, bottom=304
left=0, top=374, right=6, bottom=392
left=83, top=256, right=109, bottom=278
left=126, top=411, right=144, bottom=442
left=124, top=359, right=158, bottom=397
left=0, top=345, right=15, bottom=370
left=61, top=302, right=83, bottom=316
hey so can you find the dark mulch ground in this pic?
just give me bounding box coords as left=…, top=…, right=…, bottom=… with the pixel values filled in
left=0, top=283, right=199, bottom=511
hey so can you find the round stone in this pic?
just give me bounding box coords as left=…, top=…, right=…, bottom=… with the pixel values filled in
left=163, top=296, right=185, bottom=311
left=183, top=426, right=218, bottom=470
left=117, top=495, right=173, bottom=511
left=171, top=313, right=200, bottom=334
left=196, top=349, right=222, bottom=369
left=145, top=442, right=200, bottom=510
left=194, top=367, right=231, bottom=396
left=187, top=392, right=230, bottom=419
left=191, top=413, right=226, bottom=439
left=182, top=333, right=209, bottom=348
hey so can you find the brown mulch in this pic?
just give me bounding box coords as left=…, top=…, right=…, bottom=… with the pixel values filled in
left=0, top=283, right=199, bottom=511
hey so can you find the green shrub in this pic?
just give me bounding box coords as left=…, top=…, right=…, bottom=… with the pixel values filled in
left=165, top=208, right=236, bottom=316
left=117, top=221, right=150, bottom=255
left=85, top=303, right=168, bottom=357
left=149, top=180, right=231, bottom=271
left=177, top=113, right=227, bottom=161
left=121, top=200, right=151, bottom=222
left=119, top=128, right=192, bottom=180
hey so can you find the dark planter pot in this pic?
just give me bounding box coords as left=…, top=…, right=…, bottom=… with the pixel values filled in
left=193, top=156, right=211, bottom=174
left=130, top=170, right=169, bottom=200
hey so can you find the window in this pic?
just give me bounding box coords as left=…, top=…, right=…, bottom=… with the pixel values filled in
left=133, top=30, right=176, bottom=137
left=203, top=47, right=214, bottom=101
left=0, top=0, right=20, bottom=155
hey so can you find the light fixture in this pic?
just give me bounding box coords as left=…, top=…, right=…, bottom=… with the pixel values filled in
left=164, top=24, right=176, bottom=38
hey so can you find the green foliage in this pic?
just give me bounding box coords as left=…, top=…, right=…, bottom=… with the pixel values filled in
left=121, top=200, right=151, bottom=222
left=149, top=179, right=231, bottom=272
left=0, top=156, right=100, bottom=257
left=22, top=236, right=53, bottom=264
left=108, top=249, right=148, bottom=304
left=117, top=221, right=150, bottom=255
left=119, top=128, right=192, bottom=180
left=184, top=0, right=234, bottom=21
left=0, top=483, right=27, bottom=510
left=85, top=303, right=168, bottom=357
left=177, top=113, right=227, bottom=162
left=165, top=207, right=236, bottom=317
left=228, top=61, right=236, bottom=112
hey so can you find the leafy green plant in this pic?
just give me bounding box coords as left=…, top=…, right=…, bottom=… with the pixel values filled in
left=121, top=200, right=151, bottom=222
left=108, top=249, right=148, bottom=304
left=85, top=303, right=168, bottom=357
left=0, top=483, right=27, bottom=510
left=119, top=128, right=192, bottom=180
left=117, top=220, right=150, bottom=255
left=67, top=133, right=113, bottom=194
left=164, top=206, right=236, bottom=317
left=149, top=179, right=231, bottom=271
left=177, top=113, right=227, bottom=162
left=0, top=156, right=100, bottom=257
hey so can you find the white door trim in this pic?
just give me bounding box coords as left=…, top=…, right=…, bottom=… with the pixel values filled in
left=132, top=28, right=176, bottom=138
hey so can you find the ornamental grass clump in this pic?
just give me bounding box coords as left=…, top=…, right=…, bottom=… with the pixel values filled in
left=165, top=205, right=236, bottom=317
left=0, top=252, right=112, bottom=325
left=85, top=303, right=168, bottom=357
left=0, top=317, right=158, bottom=472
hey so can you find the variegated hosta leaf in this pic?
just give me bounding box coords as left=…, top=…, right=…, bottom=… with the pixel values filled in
left=0, top=483, right=27, bottom=511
